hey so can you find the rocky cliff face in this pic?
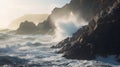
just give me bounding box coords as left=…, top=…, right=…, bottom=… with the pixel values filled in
left=53, top=0, right=120, bottom=63
left=50, top=0, right=117, bottom=21
left=17, top=0, right=117, bottom=35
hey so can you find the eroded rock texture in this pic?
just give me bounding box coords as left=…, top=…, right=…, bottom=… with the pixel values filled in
left=54, top=0, right=120, bottom=62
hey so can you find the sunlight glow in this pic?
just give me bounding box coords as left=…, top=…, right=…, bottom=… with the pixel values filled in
left=0, top=0, right=71, bottom=29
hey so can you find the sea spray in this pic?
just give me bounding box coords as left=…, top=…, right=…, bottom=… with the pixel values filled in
left=53, top=12, right=88, bottom=42
left=0, top=28, right=119, bottom=66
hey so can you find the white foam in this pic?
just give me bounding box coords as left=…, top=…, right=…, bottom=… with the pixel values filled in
left=53, top=12, right=87, bottom=42
left=0, top=32, right=120, bottom=67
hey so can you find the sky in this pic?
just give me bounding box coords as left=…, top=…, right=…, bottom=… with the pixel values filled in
left=0, top=0, right=71, bottom=29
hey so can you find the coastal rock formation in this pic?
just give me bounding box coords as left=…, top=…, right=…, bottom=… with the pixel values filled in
left=53, top=0, right=120, bottom=63
left=17, top=0, right=117, bottom=35
left=17, top=19, right=54, bottom=34
left=17, top=21, right=38, bottom=34
left=50, top=0, right=117, bottom=21
left=9, top=14, right=49, bottom=30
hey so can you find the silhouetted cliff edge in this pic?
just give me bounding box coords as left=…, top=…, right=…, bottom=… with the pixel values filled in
left=52, top=0, right=120, bottom=64
left=17, top=0, right=117, bottom=35
left=17, top=20, right=54, bottom=34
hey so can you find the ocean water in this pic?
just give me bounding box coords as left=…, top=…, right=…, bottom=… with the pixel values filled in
left=0, top=31, right=119, bottom=67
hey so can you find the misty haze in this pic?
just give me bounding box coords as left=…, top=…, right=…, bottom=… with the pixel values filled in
left=0, top=0, right=120, bottom=67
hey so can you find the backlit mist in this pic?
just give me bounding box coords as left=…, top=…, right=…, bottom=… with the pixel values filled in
left=0, top=0, right=70, bottom=28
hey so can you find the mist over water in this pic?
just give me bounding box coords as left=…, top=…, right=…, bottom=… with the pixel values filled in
left=0, top=31, right=119, bottom=67
left=0, top=12, right=119, bottom=67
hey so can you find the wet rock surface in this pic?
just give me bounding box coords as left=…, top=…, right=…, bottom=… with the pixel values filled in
left=54, top=0, right=120, bottom=63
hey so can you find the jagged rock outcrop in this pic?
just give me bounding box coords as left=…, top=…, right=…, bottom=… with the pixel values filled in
left=9, top=14, right=49, bottom=30
left=54, top=0, right=120, bottom=63
left=17, top=21, right=38, bottom=34
left=50, top=0, right=117, bottom=22
left=17, top=18, right=54, bottom=34
left=17, top=0, right=118, bottom=35
left=69, top=0, right=117, bottom=21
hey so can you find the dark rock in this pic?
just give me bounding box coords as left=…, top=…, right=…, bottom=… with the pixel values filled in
left=55, top=0, right=120, bottom=63
left=16, top=20, right=54, bottom=34
left=16, top=0, right=118, bottom=35
left=69, top=0, right=117, bottom=21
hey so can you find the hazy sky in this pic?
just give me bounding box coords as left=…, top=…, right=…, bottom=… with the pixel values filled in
left=0, top=0, right=71, bottom=28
